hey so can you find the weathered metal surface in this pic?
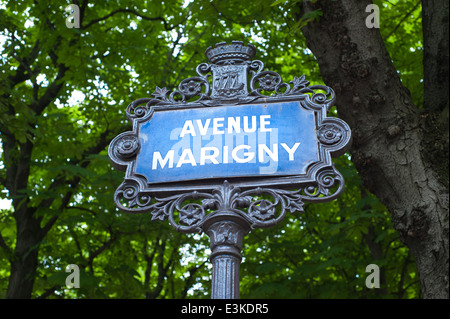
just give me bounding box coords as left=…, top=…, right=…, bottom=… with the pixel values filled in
left=207, top=219, right=249, bottom=299
left=108, top=41, right=351, bottom=299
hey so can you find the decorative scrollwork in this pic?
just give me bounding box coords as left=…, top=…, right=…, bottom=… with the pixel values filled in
left=301, top=165, right=344, bottom=201
left=109, top=41, right=351, bottom=238
left=125, top=98, right=155, bottom=120
left=120, top=171, right=340, bottom=233
left=113, top=179, right=152, bottom=214
left=196, top=62, right=212, bottom=76
left=235, top=187, right=283, bottom=228
left=272, top=189, right=305, bottom=214
left=113, top=164, right=343, bottom=233
left=160, top=190, right=213, bottom=233
left=247, top=59, right=264, bottom=76
left=305, top=85, right=335, bottom=109
left=117, top=42, right=336, bottom=107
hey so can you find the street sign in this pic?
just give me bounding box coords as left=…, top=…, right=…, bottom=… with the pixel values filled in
left=136, top=101, right=319, bottom=184
left=108, top=41, right=351, bottom=299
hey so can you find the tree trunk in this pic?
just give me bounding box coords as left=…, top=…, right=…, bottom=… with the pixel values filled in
left=300, top=0, right=448, bottom=298
left=2, top=130, right=43, bottom=298
left=6, top=205, right=42, bottom=299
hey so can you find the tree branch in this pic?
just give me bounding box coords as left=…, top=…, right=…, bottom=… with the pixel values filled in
left=82, top=8, right=174, bottom=31
left=65, top=206, right=98, bottom=217
left=38, top=128, right=113, bottom=234
left=143, top=239, right=158, bottom=289
left=87, top=232, right=115, bottom=273
left=36, top=285, right=59, bottom=299
left=180, top=260, right=208, bottom=299
left=0, top=232, right=13, bottom=258
left=30, top=63, right=68, bottom=117
left=383, top=1, right=421, bottom=42
left=397, top=251, right=411, bottom=298
left=6, top=39, right=41, bottom=89
left=209, top=2, right=257, bottom=25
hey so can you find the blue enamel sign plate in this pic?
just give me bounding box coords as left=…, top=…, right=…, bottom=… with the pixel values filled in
left=135, top=101, right=319, bottom=184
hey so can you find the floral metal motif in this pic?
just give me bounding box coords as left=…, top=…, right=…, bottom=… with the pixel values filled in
left=116, top=135, right=140, bottom=158
left=208, top=222, right=240, bottom=248
left=318, top=124, right=343, bottom=145
left=181, top=80, right=202, bottom=98
left=258, top=73, right=280, bottom=92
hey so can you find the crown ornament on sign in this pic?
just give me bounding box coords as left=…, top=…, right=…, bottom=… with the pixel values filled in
left=205, top=41, right=256, bottom=64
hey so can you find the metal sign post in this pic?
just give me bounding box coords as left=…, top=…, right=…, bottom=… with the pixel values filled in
left=108, top=41, right=351, bottom=299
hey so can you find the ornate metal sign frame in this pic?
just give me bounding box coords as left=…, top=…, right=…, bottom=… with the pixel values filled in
left=109, top=41, right=351, bottom=298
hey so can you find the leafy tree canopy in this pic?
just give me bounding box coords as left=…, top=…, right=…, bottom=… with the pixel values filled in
left=0, top=0, right=423, bottom=298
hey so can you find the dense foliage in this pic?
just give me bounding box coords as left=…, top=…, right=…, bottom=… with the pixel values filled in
left=0, top=0, right=423, bottom=298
